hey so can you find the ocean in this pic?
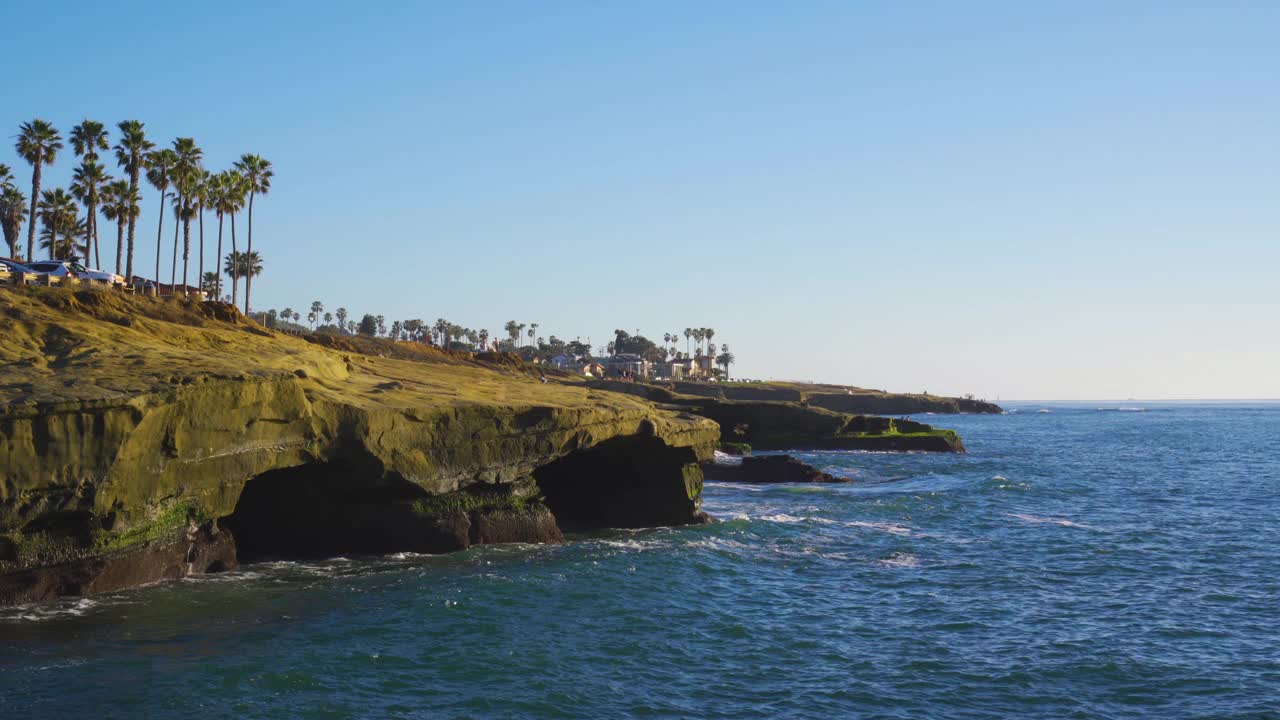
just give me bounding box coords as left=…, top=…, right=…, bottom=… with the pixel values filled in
left=2, top=402, right=1278, bottom=719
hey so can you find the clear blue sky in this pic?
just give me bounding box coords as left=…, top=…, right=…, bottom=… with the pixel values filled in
left=4, top=1, right=1277, bottom=400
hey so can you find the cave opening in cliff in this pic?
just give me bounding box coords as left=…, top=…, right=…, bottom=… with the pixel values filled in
left=223, top=460, right=464, bottom=561
left=533, top=435, right=705, bottom=531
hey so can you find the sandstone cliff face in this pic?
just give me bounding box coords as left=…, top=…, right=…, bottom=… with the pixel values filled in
left=0, top=289, right=718, bottom=604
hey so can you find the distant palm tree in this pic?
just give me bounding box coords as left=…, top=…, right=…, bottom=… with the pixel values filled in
left=0, top=167, right=28, bottom=258
left=70, top=160, right=111, bottom=268
left=684, top=328, right=693, bottom=356
left=478, top=328, right=490, bottom=351
left=113, top=121, right=154, bottom=280
left=38, top=189, right=82, bottom=259
left=224, top=251, right=264, bottom=303
left=233, top=154, right=272, bottom=315
left=145, top=148, right=178, bottom=282
left=529, top=323, right=539, bottom=347
left=194, top=170, right=211, bottom=286
left=16, top=120, right=63, bottom=260
left=704, top=328, right=715, bottom=355
left=215, top=171, right=247, bottom=303
left=717, top=348, right=735, bottom=380
left=99, top=179, right=139, bottom=274
left=70, top=120, right=111, bottom=267
left=200, top=271, right=220, bottom=294
left=504, top=321, right=519, bottom=347
left=171, top=138, right=203, bottom=288
left=309, top=301, right=324, bottom=329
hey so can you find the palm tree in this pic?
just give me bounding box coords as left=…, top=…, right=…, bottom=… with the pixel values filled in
left=478, top=328, right=489, bottom=351
left=309, top=301, right=324, bottom=329
left=215, top=171, right=247, bottom=303
left=684, top=328, right=693, bottom=356
left=145, top=149, right=178, bottom=282
left=171, top=138, right=203, bottom=288
left=504, top=321, right=520, bottom=347
left=0, top=166, right=27, bottom=259
left=224, top=251, right=263, bottom=302
left=717, top=350, right=736, bottom=380
left=16, top=120, right=63, bottom=260
left=529, top=323, right=539, bottom=347
left=69, top=120, right=109, bottom=162
left=99, top=179, right=137, bottom=274
left=113, top=121, right=153, bottom=280
left=704, top=328, right=715, bottom=355
left=233, top=154, right=272, bottom=315
left=69, top=121, right=110, bottom=266
left=194, top=170, right=211, bottom=287
left=70, top=160, right=111, bottom=268
left=38, top=189, right=82, bottom=259
left=200, top=271, right=219, bottom=294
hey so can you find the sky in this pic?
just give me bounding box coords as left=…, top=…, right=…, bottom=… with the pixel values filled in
left=3, top=1, right=1277, bottom=400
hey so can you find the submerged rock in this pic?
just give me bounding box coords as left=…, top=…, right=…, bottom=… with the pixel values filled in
left=702, top=455, right=849, bottom=484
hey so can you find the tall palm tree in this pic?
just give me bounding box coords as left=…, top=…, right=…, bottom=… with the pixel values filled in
left=70, top=120, right=110, bottom=267
left=145, top=149, right=178, bottom=283
left=15, top=120, right=63, bottom=260
left=38, top=189, right=81, bottom=260
left=194, top=169, right=211, bottom=286
left=0, top=166, right=27, bottom=259
left=223, top=250, right=263, bottom=300
left=218, top=171, right=248, bottom=304
left=171, top=138, right=203, bottom=288
left=70, top=160, right=111, bottom=268
left=529, top=323, right=539, bottom=347
left=233, top=154, right=272, bottom=315
left=717, top=349, right=735, bottom=380
left=169, top=195, right=182, bottom=287
left=684, top=328, right=693, bottom=356
left=100, top=179, right=139, bottom=275
left=113, top=121, right=154, bottom=280
left=704, top=328, right=715, bottom=355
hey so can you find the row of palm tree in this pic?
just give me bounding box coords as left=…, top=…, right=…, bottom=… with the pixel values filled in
left=668, top=327, right=715, bottom=358
left=3, top=119, right=272, bottom=314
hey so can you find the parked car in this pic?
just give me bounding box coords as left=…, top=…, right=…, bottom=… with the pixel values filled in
left=0, top=258, right=32, bottom=273
left=23, top=258, right=124, bottom=284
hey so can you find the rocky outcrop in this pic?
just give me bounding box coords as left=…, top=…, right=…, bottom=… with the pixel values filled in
left=0, top=289, right=719, bottom=604
left=703, top=455, right=847, bottom=484
left=586, top=381, right=967, bottom=452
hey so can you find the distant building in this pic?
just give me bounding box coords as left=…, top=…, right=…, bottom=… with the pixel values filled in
left=651, top=360, right=685, bottom=381
left=605, top=353, right=648, bottom=380
left=550, top=354, right=577, bottom=369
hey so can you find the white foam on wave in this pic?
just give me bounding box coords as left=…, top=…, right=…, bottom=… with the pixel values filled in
left=1, top=597, right=98, bottom=623
left=877, top=552, right=921, bottom=568
left=1009, top=513, right=1096, bottom=530
left=754, top=513, right=915, bottom=536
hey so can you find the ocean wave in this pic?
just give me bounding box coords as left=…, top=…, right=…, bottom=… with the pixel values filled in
left=0, top=597, right=98, bottom=623
left=877, top=552, right=921, bottom=568
left=1009, top=513, right=1097, bottom=530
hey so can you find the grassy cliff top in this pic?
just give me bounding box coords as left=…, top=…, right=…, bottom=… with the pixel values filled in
left=0, top=288, right=656, bottom=419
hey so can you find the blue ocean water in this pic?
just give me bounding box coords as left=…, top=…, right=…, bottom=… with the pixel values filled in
left=2, top=402, right=1278, bottom=719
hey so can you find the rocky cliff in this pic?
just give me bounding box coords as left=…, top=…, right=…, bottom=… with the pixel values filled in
left=0, top=289, right=718, bottom=604
left=587, top=381, right=966, bottom=452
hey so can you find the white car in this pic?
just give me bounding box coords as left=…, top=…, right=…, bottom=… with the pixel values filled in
left=25, top=259, right=125, bottom=284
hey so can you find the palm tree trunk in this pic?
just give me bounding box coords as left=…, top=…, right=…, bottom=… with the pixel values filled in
left=230, top=212, right=238, bottom=306
left=155, top=190, right=165, bottom=285
left=182, top=203, right=191, bottom=290
left=197, top=204, right=204, bottom=290
left=26, top=160, right=41, bottom=260
left=170, top=208, right=179, bottom=290
left=215, top=213, right=224, bottom=299
left=85, top=207, right=95, bottom=266
left=244, top=191, right=255, bottom=315
left=116, top=219, right=124, bottom=275
left=126, top=168, right=139, bottom=280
